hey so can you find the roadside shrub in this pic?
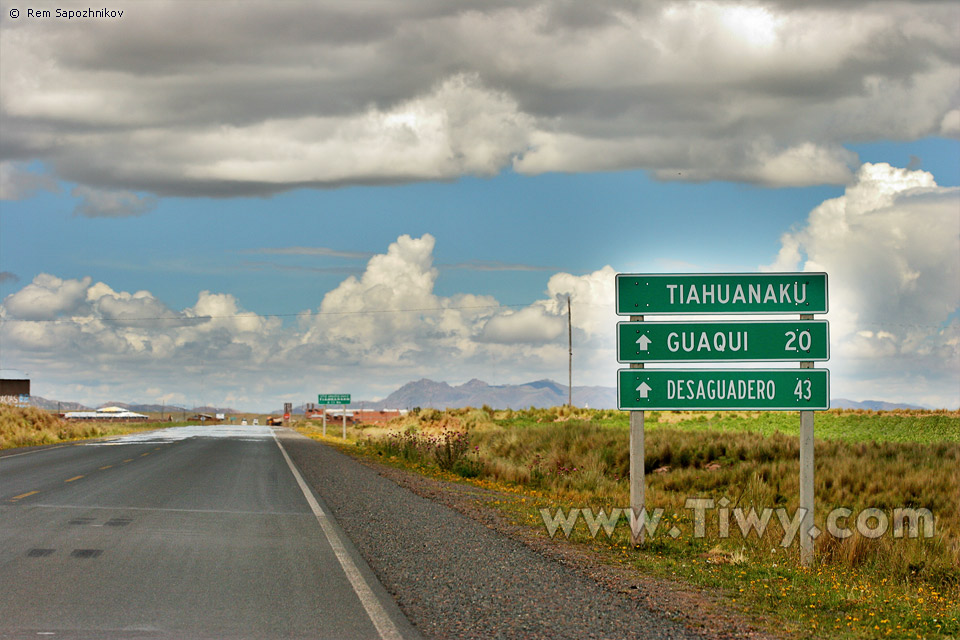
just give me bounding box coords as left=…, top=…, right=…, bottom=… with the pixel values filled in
left=364, top=429, right=474, bottom=472
left=429, top=430, right=471, bottom=470
left=461, top=408, right=495, bottom=431
left=453, top=457, right=484, bottom=478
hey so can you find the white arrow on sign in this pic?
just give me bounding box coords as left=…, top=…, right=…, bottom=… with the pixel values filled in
left=635, top=334, right=652, bottom=350
left=636, top=382, right=652, bottom=398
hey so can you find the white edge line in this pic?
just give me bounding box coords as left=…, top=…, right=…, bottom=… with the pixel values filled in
left=28, top=503, right=310, bottom=516
left=272, top=429, right=403, bottom=640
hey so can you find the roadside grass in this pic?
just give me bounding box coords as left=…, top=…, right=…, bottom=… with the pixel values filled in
left=0, top=405, right=187, bottom=450
left=297, top=407, right=960, bottom=640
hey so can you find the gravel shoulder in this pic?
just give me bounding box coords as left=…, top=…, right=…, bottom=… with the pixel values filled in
left=280, top=429, right=781, bottom=640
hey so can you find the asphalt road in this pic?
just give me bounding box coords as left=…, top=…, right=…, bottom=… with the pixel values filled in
left=282, top=434, right=714, bottom=640
left=0, top=425, right=421, bottom=640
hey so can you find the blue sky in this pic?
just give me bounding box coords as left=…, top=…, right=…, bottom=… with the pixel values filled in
left=8, top=137, right=955, bottom=315
left=1, top=2, right=958, bottom=410
left=2, top=166, right=844, bottom=311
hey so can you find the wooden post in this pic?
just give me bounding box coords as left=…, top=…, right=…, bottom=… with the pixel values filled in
left=630, top=314, right=645, bottom=545
left=799, top=313, right=815, bottom=567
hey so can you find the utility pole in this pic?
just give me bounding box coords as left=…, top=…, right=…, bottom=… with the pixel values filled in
left=567, top=295, right=573, bottom=407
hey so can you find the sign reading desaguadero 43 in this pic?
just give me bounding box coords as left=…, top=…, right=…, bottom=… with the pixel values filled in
left=616, top=272, right=828, bottom=315
left=618, top=320, right=829, bottom=363
left=618, top=369, right=829, bottom=411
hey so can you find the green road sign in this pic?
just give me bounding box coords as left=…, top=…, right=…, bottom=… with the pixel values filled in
left=318, top=394, right=351, bottom=405
left=618, top=320, right=829, bottom=363
left=618, top=369, right=830, bottom=411
left=616, top=272, right=828, bottom=315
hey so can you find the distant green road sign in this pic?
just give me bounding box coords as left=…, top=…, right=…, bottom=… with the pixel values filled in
left=318, top=394, right=351, bottom=405
left=618, top=320, right=829, bottom=363
left=616, top=273, right=828, bottom=315
left=618, top=369, right=830, bottom=411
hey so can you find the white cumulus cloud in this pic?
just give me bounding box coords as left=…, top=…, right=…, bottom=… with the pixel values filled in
left=767, top=162, right=960, bottom=406
left=3, top=274, right=92, bottom=320
left=3, top=212, right=957, bottom=409
left=0, top=234, right=624, bottom=408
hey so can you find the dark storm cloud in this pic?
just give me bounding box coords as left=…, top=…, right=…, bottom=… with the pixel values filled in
left=1, top=0, right=956, bottom=197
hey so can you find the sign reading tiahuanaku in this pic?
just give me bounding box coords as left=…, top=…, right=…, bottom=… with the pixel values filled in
left=616, top=273, right=828, bottom=315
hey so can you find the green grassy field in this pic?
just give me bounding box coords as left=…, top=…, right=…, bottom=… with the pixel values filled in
left=300, top=406, right=960, bottom=640
left=498, top=406, right=960, bottom=444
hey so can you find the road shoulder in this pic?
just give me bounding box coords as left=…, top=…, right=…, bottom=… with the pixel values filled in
left=282, top=429, right=781, bottom=640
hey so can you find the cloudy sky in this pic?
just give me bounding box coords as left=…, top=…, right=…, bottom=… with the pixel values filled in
left=1, top=0, right=958, bottom=410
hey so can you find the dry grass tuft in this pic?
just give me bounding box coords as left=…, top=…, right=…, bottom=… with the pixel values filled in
left=0, top=405, right=172, bottom=449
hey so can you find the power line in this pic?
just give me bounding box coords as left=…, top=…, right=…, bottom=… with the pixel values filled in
left=1, top=303, right=953, bottom=330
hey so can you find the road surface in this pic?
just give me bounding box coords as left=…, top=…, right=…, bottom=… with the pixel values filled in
left=0, top=424, right=420, bottom=640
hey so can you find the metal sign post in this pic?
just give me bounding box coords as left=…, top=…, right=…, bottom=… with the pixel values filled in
left=629, top=315, right=645, bottom=545
left=799, top=314, right=815, bottom=567
left=342, top=404, right=347, bottom=439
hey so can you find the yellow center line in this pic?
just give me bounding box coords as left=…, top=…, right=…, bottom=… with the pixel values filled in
left=10, top=490, right=40, bottom=501
left=65, top=475, right=84, bottom=483
left=140, top=452, right=150, bottom=457
left=99, top=465, right=113, bottom=470
left=123, top=459, right=134, bottom=463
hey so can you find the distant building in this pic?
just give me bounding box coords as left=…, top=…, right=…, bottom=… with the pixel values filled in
left=64, top=406, right=149, bottom=421
left=0, top=370, right=30, bottom=407
left=303, top=408, right=406, bottom=425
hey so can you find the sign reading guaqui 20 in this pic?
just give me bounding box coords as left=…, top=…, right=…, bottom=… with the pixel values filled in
left=616, top=272, right=828, bottom=315
left=617, top=320, right=829, bottom=363
left=317, top=394, right=351, bottom=404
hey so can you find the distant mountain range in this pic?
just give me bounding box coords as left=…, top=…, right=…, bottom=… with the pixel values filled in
left=29, top=396, right=91, bottom=412
left=26, top=388, right=930, bottom=415
left=301, top=381, right=931, bottom=412
left=346, top=378, right=617, bottom=410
